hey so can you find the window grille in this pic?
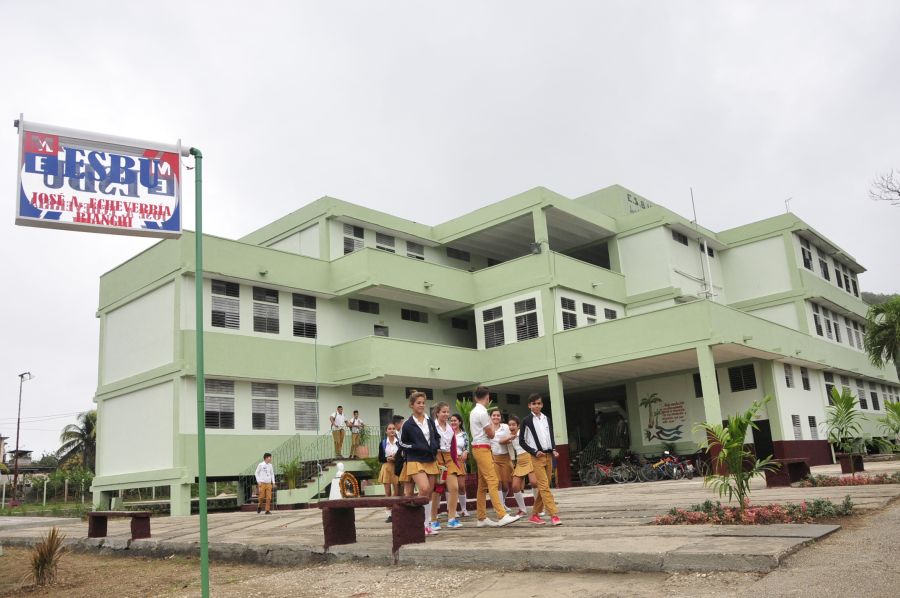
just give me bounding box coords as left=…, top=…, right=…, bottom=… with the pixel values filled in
left=727, top=364, right=757, bottom=392
left=582, top=303, right=596, bottom=316
left=671, top=230, right=688, bottom=246
left=406, top=241, right=425, bottom=260
left=401, top=308, right=429, bottom=323
left=211, top=280, right=240, bottom=329
left=375, top=232, right=396, bottom=253
left=791, top=415, right=802, bottom=440
left=784, top=364, right=794, bottom=388
left=808, top=416, right=819, bottom=440
left=252, top=399, right=279, bottom=430
left=349, top=298, right=380, bottom=314
left=604, top=308, right=618, bottom=320
left=294, top=401, right=318, bottom=431
left=352, top=383, right=384, bottom=397
left=294, top=385, right=316, bottom=399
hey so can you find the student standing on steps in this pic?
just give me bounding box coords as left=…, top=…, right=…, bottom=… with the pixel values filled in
left=377, top=422, right=401, bottom=522
left=469, top=386, right=520, bottom=528
left=520, top=393, right=562, bottom=526
left=254, top=452, right=275, bottom=514
left=329, top=406, right=347, bottom=458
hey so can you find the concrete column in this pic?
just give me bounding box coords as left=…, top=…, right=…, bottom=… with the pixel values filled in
left=93, top=489, right=113, bottom=511
left=318, top=216, right=330, bottom=260
left=170, top=483, right=192, bottom=516
left=759, top=361, right=784, bottom=442
left=696, top=345, right=723, bottom=426
left=546, top=371, right=572, bottom=488
left=532, top=206, right=549, bottom=245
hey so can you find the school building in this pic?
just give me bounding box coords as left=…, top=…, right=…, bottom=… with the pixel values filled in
left=91, top=184, right=900, bottom=514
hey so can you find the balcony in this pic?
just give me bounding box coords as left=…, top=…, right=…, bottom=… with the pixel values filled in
left=799, top=269, right=869, bottom=318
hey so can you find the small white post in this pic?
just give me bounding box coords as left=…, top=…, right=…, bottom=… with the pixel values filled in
left=64, top=479, right=69, bottom=503
left=2, top=480, right=6, bottom=508
left=214, top=482, right=217, bottom=496
left=81, top=480, right=85, bottom=505
left=43, top=479, right=48, bottom=507
left=152, top=486, right=156, bottom=500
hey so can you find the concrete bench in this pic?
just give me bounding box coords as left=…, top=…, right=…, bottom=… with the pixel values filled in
left=87, top=511, right=152, bottom=540
left=315, top=496, right=429, bottom=555
left=765, top=458, right=811, bottom=487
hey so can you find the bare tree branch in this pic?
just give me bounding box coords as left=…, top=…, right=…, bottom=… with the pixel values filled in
left=870, top=169, right=900, bottom=206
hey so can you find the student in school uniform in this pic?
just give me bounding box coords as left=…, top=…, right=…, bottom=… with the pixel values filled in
left=429, top=402, right=465, bottom=531
left=377, top=422, right=401, bottom=522
left=450, top=413, right=470, bottom=518
left=520, top=393, right=562, bottom=526
left=391, top=414, right=409, bottom=493
left=507, top=415, right=536, bottom=517
left=469, top=386, right=520, bottom=528
left=397, top=390, right=441, bottom=535
left=489, top=408, right=514, bottom=501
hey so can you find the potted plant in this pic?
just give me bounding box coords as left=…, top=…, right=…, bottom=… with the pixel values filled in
left=279, top=457, right=302, bottom=490
left=823, top=386, right=866, bottom=475
left=354, top=425, right=372, bottom=458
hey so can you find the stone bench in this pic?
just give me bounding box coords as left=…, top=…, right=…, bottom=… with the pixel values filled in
left=87, top=511, right=152, bottom=540
left=765, top=458, right=811, bottom=487
left=315, top=496, right=429, bottom=555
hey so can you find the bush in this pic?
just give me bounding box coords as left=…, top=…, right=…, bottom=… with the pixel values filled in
left=655, top=496, right=853, bottom=525
left=800, top=472, right=900, bottom=487
left=28, top=526, right=67, bottom=586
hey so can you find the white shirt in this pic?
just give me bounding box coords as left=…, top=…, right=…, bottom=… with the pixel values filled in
left=384, top=436, right=398, bottom=459
left=533, top=412, right=553, bottom=449
left=511, top=434, right=526, bottom=456
left=455, top=430, right=468, bottom=456
left=254, top=461, right=275, bottom=484
left=491, top=423, right=510, bottom=455
left=411, top=414, right=431, bottom=443
left=435, top=421, right=454, bottom=452
left=349, top=417, right=364, bottom=433
left=330, top=412, right=345, bottom=431
left=469, top=403, right=491, bottom=445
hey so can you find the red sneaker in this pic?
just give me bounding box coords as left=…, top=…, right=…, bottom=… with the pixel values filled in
left=528, top=514, right=546, bottom=525
left=550, top=516, right=562, bottom=526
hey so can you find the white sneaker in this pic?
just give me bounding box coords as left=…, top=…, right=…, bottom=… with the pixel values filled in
left=477, top=518, right=499, bottom=528
left=497, top=513, right=521, bottom=527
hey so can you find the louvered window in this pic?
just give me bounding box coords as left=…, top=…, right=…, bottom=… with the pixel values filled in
left=852, top=321, right=863, bottom=349
left=252, top=287, right=279, bottom=334
left=375, top=232, right=396, bottom=253
left=401, top=308, right=429, bottom=324
left=515, top=298, right=539, bottom=341
left=832, top=313, right=842, bottom=343
left=800, top=237, right=813, bottom=270
left=406, top=241, right=425, bottom=260
left=822, top=307, right=834, bottom=340
left=816, top=248, right=830, bottom=281
left=352, top=383, right=384, bottom=397
left=800, top=367, right=811, bottom=391
left=857, top=379, right=868, bottom=409
left=483, top=305, right=505, bottom=349
left=560, top=297, right=577, bottom=331
left=560, top=297, right=576, bottom=311
left=292, top=293, right=317, bottom=338
left=808, top=416, right=819, bottom=440
left=671, top=230, right=688, bottom=246
left=824, top=372, right=835, bottom=405
left=294, top=385, right=316, bottom=399
left=693, top=373, right=703, bottom=398
left=446, top=247, right=471, bottom=262
left=349, top=298, right=380, bottom=314
left=845, top=317, right=855, bottom=348
left=835, top=263, right=844, bottom=288
left=374, top=325, right=389, bottom=337
left=791, top=415, right=802, bottom=440
left=451, top=317, right=469, bottom=330
left=252, top=382, right=278, bottom=397
left=850, top=278, right=858, bottom=297
left=405, top=387, right=434, bottom=400
left=727, top=364, right=757, bottom=392
left=294, top=400, right=318, bottom=431
left=604, top=308, right=618, bottom=320
left=870, top=383, right=880, bottom=410
left=211, top=279, right=240, bottom=329
left=343, top=223, right=365, bottom=254
left=252, top=399, right=279, bottom=430
left=204, top=379, right=234, bottom=429
left=784, top=364, right=794, bottom=388
left=811, top=303, right=824, bottom=336
left=582, top=303, right=596, bottom=316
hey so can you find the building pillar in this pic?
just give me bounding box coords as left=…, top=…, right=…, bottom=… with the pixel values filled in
left=696, top=345, right=723, bottom=426
left=170, top=483, right=192, bottom=517
left=531, top=206, right=549, bottom=246
left=318, top=216, right=330, bottom=260
left=546, top=371, right=572, bottom=488
left=93, top=489, right=113, bottom=511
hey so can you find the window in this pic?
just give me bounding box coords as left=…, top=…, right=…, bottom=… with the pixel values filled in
left=349, top=298, right=380, bottom=314
left=800, top=238, right=813, bottom=270
left=292, top=293, right=317, bottom=338
left=845, top=317, right=854, bottom=348
left=604, top=308, right=618, bottom=320
left=800, top=367, right=811, bottom=391
left=816, top=247, right=830, bottom=281
left=728, top=364, right=757, bottom=392
left=352, top=383, right=384, bottom=397
left=211, top=279, right=240, bottom=329
left=343, top=224, right=364, bottom=254
left=852, top=321, right=863, bottom=349
left=204, top=379, right=235, bottom=429
left=832, top=314, right=842, bottom=343
left=811, top=303, right=823, bottom=337
left=561, top=297, right=577, bottom=330
left=672, top=230, right=688, bottom=246
left=784, top=364, right=794, bottom=388
left=791, top=415, right=802, bottom=440
left=405, top=387, right=434, bottom=400
left=506, top=393, right=521, bottom=405
left=808, top=416, right=819, bottom=440
left=294, top=385, right=316, bottom=399
left=871, top=383, right=881, bottom=411
left=835, top=262, right=844, bottom=288
left=842, top=267, right=852, bottom=294
left=483, top=306, right=505, bottom=348
left=857, top=378, right=868, bottom=409
left=401, top=308, right=429, bottom=324
left=693, top=373, right=703, bottom=398
left=446, top=247, right=470, bottom=262
left=251, top=383, right=279, bottom=430
left=451, top=317, right=469, bottom=330
left=582, top=303, right=596, bottom=316
left=850, top=277, right=859, bottom=297
left=374, top=325, right=389, bottom=337
left=252, top=287, right=279, bottom=334
left=560, top=297, right=576, bottom=311
left=406, top=241, right=425, bottom=260
left=294, top=400, right=318, bottom=431
left=821, top=307, right=834, bottom=340
left=699, top=241, right=714, bottom=257
left=375, top=232, right=396, bottom=253
left=824, top=372, right=835, bottom=405
left=515, top=298, right=539, bottom=341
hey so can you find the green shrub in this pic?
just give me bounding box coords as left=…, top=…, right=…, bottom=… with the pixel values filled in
left=28, top=526, right=66, bottom=586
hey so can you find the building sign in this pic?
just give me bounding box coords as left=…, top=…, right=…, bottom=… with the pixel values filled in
left=15, top=117, right=182, bottom=238
left=639, top=392, right=687, bottom=443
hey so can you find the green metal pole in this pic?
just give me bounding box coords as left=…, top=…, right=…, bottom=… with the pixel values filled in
left=190, top=147, right=210, bottom=598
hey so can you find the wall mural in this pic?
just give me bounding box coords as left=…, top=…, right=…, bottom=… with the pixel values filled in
left=640, top=392, right=686, bottom=443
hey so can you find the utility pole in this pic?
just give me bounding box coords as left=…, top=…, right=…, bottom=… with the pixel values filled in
left=11, top=372, right=33, bottom=505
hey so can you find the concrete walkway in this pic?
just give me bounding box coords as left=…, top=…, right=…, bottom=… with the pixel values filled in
left=3, top=473, right=898, bottom=574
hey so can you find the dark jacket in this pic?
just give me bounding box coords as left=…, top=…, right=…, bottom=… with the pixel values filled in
left=520, top=412, right=556, bottom=456
left=397, top=416, right=439, bottom=463
left=377, top=437, right=399, bottom=464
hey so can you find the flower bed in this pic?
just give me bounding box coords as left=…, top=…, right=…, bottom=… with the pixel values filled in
left=799, top=472, right=900, bottom=487
left=654, top=496, right=853, bottom=525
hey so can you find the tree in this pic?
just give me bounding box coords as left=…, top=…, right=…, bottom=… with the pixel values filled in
left=35, top=453, right=59, bottom=468
left=878, top=401, right=900, bottom=448
left=864, top=296, right=900, bottom=369
left=56, top=410, right=97, bottom=473
left=870, top=170, right=900, bottom=206
left=639, top=393, right=662, bottom=426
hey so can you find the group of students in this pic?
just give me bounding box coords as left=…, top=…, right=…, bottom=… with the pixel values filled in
left=377, top=386, right=561, bottom=536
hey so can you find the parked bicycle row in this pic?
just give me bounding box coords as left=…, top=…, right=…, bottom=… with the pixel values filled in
left=577, top=451, right=711, bottom=486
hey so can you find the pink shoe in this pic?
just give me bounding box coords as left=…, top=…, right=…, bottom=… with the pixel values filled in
left=424, top=525, right=433, bottom=536
left=528, top=514, right=546, bottom=525
left=550, top=516, right=562, bottom=526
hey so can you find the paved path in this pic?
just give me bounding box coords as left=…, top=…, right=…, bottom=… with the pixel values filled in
left=3, top=475, right=898, bottom=574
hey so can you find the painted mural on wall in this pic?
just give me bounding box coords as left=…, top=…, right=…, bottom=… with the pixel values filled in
left=640, top=393, right=687, bottom=443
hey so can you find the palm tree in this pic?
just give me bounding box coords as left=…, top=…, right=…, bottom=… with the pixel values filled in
left=57, top=410, right=97, bottom=472
left=878, top=401, right=900, bottom=447
left=823, top=387, right=865, bottom=476
left=639, top=393, right=662, bottom=427
left=864, top=296, right=900, bottom=368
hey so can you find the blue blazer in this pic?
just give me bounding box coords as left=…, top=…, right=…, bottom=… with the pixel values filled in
left=397, top=417, right=439, bottom=462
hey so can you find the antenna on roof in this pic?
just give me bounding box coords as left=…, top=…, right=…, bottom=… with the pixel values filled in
left=690, top=187, right=715, bottom=300
left=784, top=197, right=792, bottom=213
left=690, top=187, right=698, bottom=224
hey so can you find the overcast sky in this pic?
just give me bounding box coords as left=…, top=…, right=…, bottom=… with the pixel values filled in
left=2, top=1, right=898, bottom=458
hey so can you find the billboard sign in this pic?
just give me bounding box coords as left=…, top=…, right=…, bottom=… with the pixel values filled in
left=15, top=116, right=183, bottom=238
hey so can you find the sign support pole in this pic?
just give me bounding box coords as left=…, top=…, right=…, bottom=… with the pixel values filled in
left=190, top=147, right=210, bottom=598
